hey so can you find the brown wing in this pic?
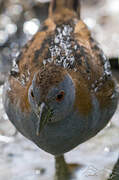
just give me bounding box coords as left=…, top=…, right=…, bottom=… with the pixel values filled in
left=71, top=20, right=116, bottom=114
left=9, top=12, right=115, bottom=114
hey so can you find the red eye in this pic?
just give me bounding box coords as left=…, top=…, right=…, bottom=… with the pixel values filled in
left=56, top=91, right=65, bottom=102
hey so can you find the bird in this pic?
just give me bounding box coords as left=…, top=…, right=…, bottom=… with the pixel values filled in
left=3, top=0, right=118, bottom=179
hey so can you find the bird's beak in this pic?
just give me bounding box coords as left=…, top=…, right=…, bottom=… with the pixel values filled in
left=36, top=102, right=47, bottom=136
left=36, top=102, right=52, bottom=136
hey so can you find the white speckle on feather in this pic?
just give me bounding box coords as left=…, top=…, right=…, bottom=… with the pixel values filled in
left=44, top=24, right=76, bottom=69
left=27, top=69, right=30, bottom=76
left=43, top=59, right=46, bottom=65
left=12, top=58, right=19, bottom=73
left=21, top=79, right=26, bottom=86
left=26, top=77, right=29, bottom=82
left=54, top=37, right=59, bottom=44
left=94, top=87, right=98, bottom=92
left=8, top=87, right=11, bottom=92
left=111, top=93, right=116, bottom=99
left=21, top=74, right=25, bottom=78
left=104, top=60, right=112, bottom=76
left=57, top=28, right=61, bottom=33
left=74, top=45, right=77, bottom=50
left=74, top=68, right=77, bottom=72
left=100, top=53, right=112, bottom=77
left=102, top=54, right=107, bottom=61
left=99, top=77, right=103, bottom=81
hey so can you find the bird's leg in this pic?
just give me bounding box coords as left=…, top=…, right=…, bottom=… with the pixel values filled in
left=54, top=155, right=71, bottom=180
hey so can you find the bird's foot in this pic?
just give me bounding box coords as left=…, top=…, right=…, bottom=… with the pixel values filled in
left=54, top=155, right=82, bottom=180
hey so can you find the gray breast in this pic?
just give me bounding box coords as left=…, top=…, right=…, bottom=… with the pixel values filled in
left=3, top=83, right=118, bottom=155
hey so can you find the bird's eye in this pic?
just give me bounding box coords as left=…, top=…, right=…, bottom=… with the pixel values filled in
left=31, top=90, right=34, bottom=98
left=56, top=91, right=65, bottom=102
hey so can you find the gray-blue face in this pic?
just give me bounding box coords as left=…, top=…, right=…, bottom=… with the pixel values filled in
left=46, top=74, right=75, bottom=121
left=28, top=73, right=75, bottom=135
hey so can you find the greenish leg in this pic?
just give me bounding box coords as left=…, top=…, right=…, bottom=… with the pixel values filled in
left=54, top=155, right=71, bottom=180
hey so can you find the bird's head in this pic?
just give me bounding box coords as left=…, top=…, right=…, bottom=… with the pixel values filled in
left=28, top=65, right=75, bottom=136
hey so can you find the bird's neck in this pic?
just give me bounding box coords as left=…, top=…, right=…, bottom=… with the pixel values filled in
left=49, top=0, right=80, bottom=20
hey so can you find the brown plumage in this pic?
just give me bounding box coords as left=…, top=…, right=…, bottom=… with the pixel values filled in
left=9, top=1, right=115, bottom=115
